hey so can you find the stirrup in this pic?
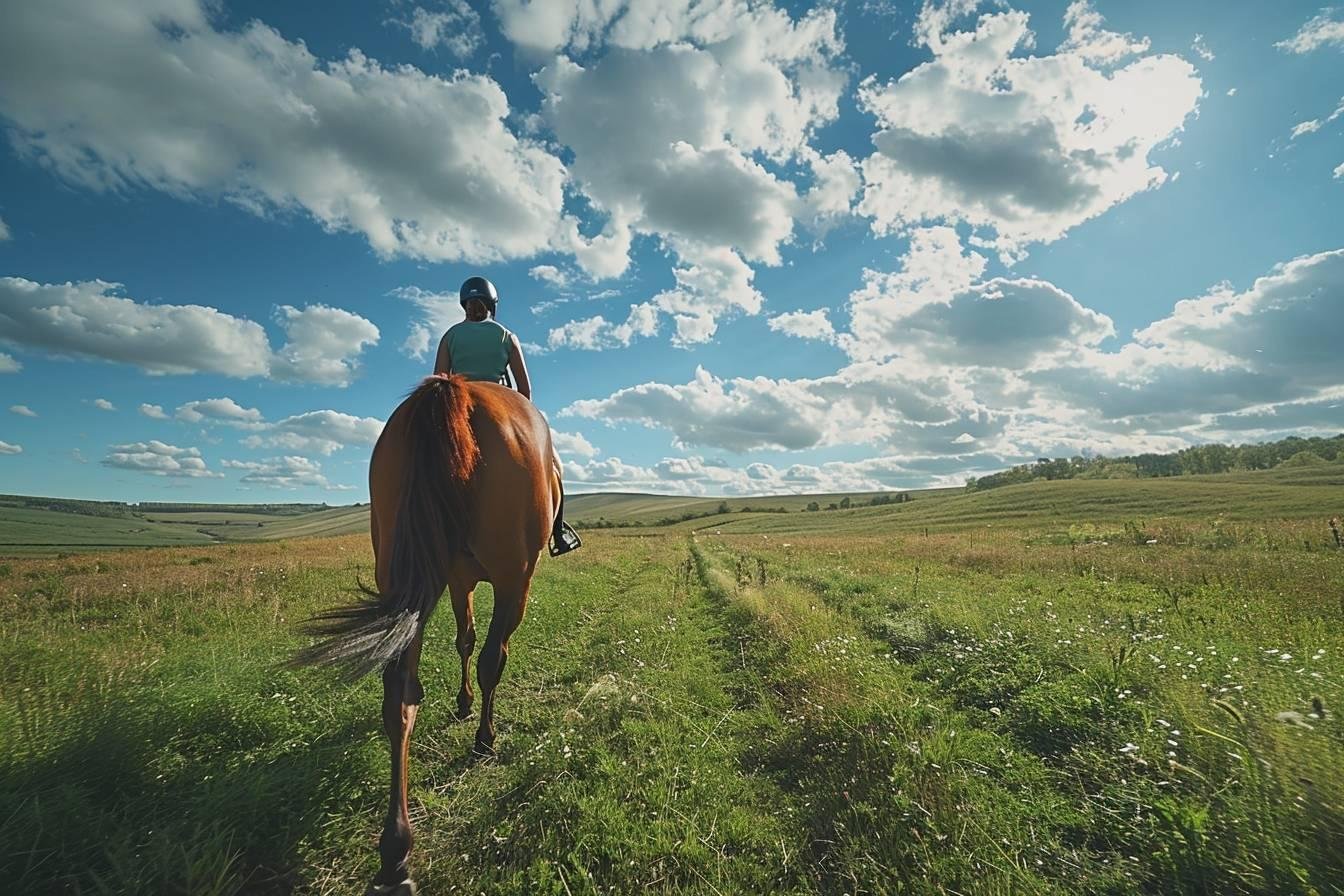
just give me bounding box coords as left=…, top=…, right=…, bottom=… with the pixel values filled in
left=549, top=521, right=582, bottom=556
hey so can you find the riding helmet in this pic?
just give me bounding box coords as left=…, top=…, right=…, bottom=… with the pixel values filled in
left=459, top=276, right=498, bottom=318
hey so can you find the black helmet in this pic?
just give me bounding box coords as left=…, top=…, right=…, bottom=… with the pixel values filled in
left=459, top=276, right=498, bottom=317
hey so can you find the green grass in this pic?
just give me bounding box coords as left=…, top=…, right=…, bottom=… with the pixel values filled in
left=1, top=472, right=1342, bottom=893
left=0, top=504, right=369, bottom=554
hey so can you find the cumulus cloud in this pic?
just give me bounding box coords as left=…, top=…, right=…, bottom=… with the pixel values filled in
left=0, top=352, right=18, bottom=373
left=530, top=265, right=571, bottom=288
left=858, top=1, right=1200, bottom=258
left=175, top=398, right=264, bottom=426
left=140, top=403, right=168, bottom=419
left=767, top=309, right=836, bottom=342
left=0, top=278, right=377, bottom=384
left=564, top=243, right=1344, bottom=465
left=269, top=305, right=380, bottom=387
left=564, top=450, right=985, bottom=496
left=547, top=302, right=660, bottom=350
left=563, top=362, right=990, bottom=454
left=1335, top=162, right=1344, bottom=179
left=552, top=429, right=600, bottom=460
left=222, top=455, right=352, bottom=490
left=392, top=286, right=462, bottom=359
left=388, top=1, right=483, bottom=56
left=0, top=0, right=567, bottom=264
left=0, top=441, right=21, bottom=455
left=9, top=405, right=36, bottom=417
left=242, top=410, right=384, bottom=455
left=101, top=440, right=222, bottom=478
left=532, top=3, right=847, bottom=341
left=1277, top=9, right=1344, bottom=54
left=93, top=398, right=115, bottom=411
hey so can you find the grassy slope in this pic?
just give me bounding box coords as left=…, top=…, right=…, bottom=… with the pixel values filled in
left=0, top=505, right=217, bottom=550
left=3, top=463, right=1339, bottom=554
left=669, top=463, right=1344, bottom=537
left=0, top=505, right=370, bottom=553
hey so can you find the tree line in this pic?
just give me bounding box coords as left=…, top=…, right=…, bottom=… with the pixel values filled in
left=964, top=434, right=1344, bottom=492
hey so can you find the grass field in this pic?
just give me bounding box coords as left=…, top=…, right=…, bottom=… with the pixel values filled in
left=1, top=470, right=1342, bottom=894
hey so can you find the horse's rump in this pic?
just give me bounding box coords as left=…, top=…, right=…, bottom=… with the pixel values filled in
left=292, top=375, right=480, bottom=679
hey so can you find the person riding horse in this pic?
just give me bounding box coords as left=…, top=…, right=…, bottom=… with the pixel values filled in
left=435, top=276, right=581, bottom=556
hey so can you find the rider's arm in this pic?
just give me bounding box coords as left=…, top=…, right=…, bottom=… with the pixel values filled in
left=433, top=331, right=452, bottom=375
left=507, top=334, right=532, bottom=400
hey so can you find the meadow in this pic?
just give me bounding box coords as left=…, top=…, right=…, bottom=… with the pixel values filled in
left=1, top=467, right=1341, bottom=894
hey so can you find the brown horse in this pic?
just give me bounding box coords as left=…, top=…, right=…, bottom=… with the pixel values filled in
left=294, top=374, right=559, bottom=895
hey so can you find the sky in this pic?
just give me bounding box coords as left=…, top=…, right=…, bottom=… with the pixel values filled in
left=0, top=0, right=1342, bottom=503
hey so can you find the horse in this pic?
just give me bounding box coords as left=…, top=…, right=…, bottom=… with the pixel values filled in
left=293, top=373, right=560, bottom=895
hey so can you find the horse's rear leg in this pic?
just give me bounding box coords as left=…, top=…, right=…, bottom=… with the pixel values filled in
left=448, top=576, right=477, bottom=720
left=369, top=632, right=424, bottom=896
left=473, top=581, right=528, bottom=757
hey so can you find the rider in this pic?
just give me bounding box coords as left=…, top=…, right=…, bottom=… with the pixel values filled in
left=434, top=276, right=582, bottom=556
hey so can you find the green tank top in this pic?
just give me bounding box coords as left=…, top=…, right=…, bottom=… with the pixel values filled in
left=446, top=319, right=511, bottom=382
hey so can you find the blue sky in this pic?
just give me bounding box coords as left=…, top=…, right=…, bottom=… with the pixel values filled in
left=1, top=0, right=1342, bottom=502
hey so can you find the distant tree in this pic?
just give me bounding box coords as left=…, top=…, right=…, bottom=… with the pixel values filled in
left=839, top=496, right=851, bottom=509
left=1282, top=450, right=1326, bottom=467
left=717, top=501, right=730, bottom=515
left=826, top=503, right=839, bottom=511
left=806, top=501, right=820, bottom=512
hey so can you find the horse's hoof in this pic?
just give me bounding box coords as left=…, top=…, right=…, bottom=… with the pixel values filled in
left=366, top=879, right=416, bottom=896
left=470, top=739, right=496, bottom=762
left=455, top=698, right=473, bottom=721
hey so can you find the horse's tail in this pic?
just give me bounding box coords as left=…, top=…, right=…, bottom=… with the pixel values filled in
left=291, top=375, right=480, bottom=680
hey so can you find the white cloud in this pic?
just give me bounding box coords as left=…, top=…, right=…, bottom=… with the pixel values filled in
left=547, top=302, right=660, bottom=350
left=858, top=1, right=1200, bottom=258
left=1335, top=162, right=1344, bottom=179
left=0, top=0, right=567, bottom=264
left=548, top=242, right=767, bottom=348
left=767, top=309, right=836, bottom=342
left=1277, top=9, right=1344, bottom=54
left=9, top=405, right=36, bottom=417
left=0, top=353, right=18, bottom=373
left=0, top=215, right=9, bottom=241
left=72, top=448, right=87, bottom=464
left=175, top=398, right=264, bottom=426
left=552, top=429, right=600, bottom=460
left=242, top=410, right=384, bottom=455
left=1290, top=97, right=1344, bottom=140
left=530, top=265, right=571, bottom=288
left=1190, top=33, right=1214, bottom=62
left=1058, top=0, right=1151, bottom=63
left=101, top=440, right=222, bottom=478
left=1130, top=248, right=1344, bottom=385
left=528, top=2, right=847, bottom=347
left=222, top=455, right=352, bottom=490
left=140, top=403, right=168, bottom=419
left=269, top=305, right=380, bottom=387
left=0, top=441, right=21, bottom=455
left=0, top=278, right=376, bottom=384
left=564, top=244, right=1344, bottom=464
left=392, top=286, right=461, bottom=359
left=564, top=450, right=973, bottom=497
left=388, top=2, right=483, bottom=57
left=93, top=398, right=116, bottom=411
left=1227, top=87, right=1237, bottom=97
left=1292, top=119, right=1323, bottom=139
